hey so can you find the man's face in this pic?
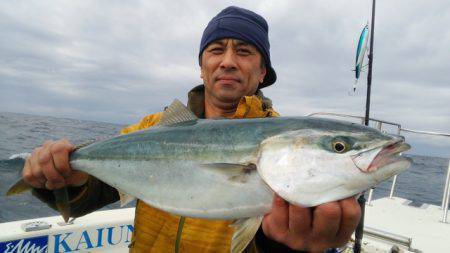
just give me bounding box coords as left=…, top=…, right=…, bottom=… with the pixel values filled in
left=200, top=38, right=266, bottom=103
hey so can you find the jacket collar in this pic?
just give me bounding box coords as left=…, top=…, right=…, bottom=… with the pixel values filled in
left=187, top=85, right=276, bottom=119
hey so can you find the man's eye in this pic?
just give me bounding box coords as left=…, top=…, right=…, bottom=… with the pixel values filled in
left=209, top=48, right=223, bottom=54
left=237, top=48, right=251, bottom=55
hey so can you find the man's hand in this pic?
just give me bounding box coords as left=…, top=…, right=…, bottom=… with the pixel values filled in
left=262, top=195, right=361, bottom=252
left=22, top=139, right=89, bottom=190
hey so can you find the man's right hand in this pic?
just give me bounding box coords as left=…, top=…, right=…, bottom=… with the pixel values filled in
left=22, top=139, right=89, bottom=190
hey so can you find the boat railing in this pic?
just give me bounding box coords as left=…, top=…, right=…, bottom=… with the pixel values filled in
left=307, top=112, right=450, bottom=223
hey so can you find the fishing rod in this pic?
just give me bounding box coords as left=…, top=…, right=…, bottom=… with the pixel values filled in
left=354, top=0, right=376, bottom=252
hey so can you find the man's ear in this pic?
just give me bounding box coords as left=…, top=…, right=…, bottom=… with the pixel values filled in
left=259, top=67, right=267, bottom=83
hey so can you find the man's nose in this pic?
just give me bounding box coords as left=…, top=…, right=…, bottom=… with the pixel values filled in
left=219, top=48, right=238, bottom=70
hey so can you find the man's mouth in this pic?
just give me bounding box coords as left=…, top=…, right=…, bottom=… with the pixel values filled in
left=216, top=76, right=241, bottom=85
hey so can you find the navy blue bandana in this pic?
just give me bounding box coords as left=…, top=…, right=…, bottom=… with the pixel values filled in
left=199, top=6, right=276, bottom=88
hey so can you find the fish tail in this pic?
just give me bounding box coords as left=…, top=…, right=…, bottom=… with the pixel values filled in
left=7, top=180, right=71, bottom=222
left=54, top=187, right=71, bottom=223
left=6, top=179, right=32, bottom=196
left=7, top=179, right=71, bottom=222
left=3, top=156, right=28, bottom=196
left=3, top=155, right=71, bottom=222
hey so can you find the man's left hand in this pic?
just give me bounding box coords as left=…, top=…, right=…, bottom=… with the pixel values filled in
left=262, top=195, right=361, bottom=252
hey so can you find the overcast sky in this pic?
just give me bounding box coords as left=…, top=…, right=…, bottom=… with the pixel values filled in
left=0, top=0, right=449, bottom=157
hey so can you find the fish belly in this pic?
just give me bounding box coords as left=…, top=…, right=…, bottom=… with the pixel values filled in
left=71, top=159, right=273, bottom=219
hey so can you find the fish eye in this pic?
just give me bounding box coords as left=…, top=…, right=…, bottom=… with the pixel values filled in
left=332, top=141, right=348, bottom=153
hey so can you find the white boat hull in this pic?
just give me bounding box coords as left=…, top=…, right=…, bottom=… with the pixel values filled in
left=0, top=208, right=135, bottom=253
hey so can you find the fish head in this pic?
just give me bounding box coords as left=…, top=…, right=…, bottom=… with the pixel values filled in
left=257, top=125, right=412, bottom=207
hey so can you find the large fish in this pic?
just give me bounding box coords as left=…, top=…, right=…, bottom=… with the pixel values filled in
left=6, top=100, right=411, bottom=251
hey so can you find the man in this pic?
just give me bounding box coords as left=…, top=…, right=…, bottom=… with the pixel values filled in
left=22, top=6, right=361, bottom=252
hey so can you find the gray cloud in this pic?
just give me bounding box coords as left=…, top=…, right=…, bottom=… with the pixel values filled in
left=0, top=0, right=449, bottom=156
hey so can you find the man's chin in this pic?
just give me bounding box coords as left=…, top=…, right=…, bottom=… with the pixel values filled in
left=214, top=89, right=244, bottom=103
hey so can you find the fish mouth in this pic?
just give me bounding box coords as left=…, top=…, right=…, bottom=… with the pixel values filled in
left=351, top=139, right=411, bottom=173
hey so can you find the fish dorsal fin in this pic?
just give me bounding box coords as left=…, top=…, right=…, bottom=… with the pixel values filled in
left=230, top=216, right=263, bottom=253
left=159, top=99, right=198, bottom=126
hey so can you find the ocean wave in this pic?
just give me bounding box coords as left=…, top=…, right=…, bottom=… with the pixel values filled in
left=8, top=153, right=30, bottom=160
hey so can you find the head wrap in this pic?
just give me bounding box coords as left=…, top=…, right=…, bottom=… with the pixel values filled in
left=199, top=6, right=276, bottom=88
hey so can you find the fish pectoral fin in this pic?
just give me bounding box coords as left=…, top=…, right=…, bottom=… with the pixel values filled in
left=199, top=163, right=257, bottom=183
left=230, top=216, right=263, bottom=253
left=159, top=99, right=198, bottom=126
left=117, top=189, right=135, bottom=207
left=6, top=179, right=32, bottom=196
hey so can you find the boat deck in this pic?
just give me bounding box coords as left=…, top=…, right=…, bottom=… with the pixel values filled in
left=362, top=197, right=450, bottom=252
left=1, top=197, right=449, bottom=252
